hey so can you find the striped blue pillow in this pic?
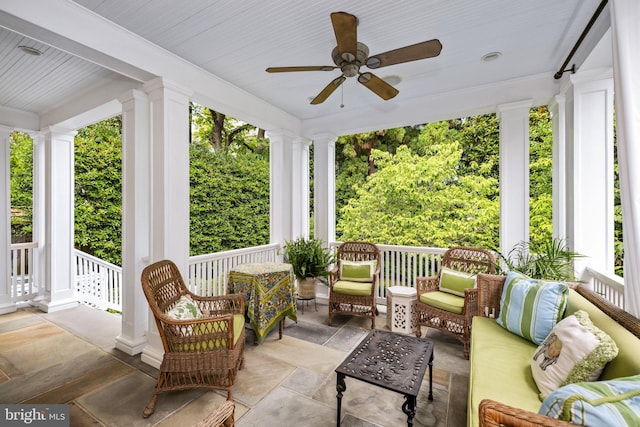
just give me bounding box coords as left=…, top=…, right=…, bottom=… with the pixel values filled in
left=539, top=375, right=640, bottom=425
left=496, top=271, right=568, bottom=344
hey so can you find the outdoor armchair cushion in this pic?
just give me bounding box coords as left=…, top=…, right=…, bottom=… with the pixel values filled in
left=166, top=295, right=203, bottom=320
left=332, top=280, right=373, bottom=296
left=439, top=267, right=476, bottom=297
left=339, top=259, right=377, bottom=282
left=420, top=291, right=465, bottom=314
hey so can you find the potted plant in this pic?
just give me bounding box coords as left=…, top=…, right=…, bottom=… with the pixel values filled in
left=283, top=236, right=334, bottom=298
left=495, top=237, right=583, bottom=281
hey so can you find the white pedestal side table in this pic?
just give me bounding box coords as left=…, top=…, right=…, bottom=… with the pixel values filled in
left=386, top=286, right=417, bottom=335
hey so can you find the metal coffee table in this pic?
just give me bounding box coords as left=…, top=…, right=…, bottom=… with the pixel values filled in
left=335, top=329, right=434, bottom=427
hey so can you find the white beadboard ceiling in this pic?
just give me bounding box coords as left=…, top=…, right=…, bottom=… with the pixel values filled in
left=0, top=0, right=608, bottom=135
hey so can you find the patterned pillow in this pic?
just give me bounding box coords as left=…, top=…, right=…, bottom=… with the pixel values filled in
left=166, top=295, right=203, bottom=320
left=438, top=266, right=476, bottom=297
left=531, top=310, right=619, bottom=397
left=340, top=260, right=377, bottom=282
left=496, top=271, right=568, bottom=344
left=539, top=375, right=640, bottom=425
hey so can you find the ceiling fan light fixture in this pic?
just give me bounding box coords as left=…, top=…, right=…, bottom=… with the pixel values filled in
left=366, top=57, right=381, bottom=69
left=383, top=75, right=402, bottom=86
left=481, top=51, right=502, bottom=62
left=18, top=45, right=43, bottom=56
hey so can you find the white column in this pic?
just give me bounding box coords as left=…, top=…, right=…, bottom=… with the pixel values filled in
left=498, top=100, right=532, bottom=258
left=140, top=78, right=191, bottom=368
left=267, top=130, right=294, bottom=244
left=37, top=127, right=78, bottom=312
left=31, top=133, right=46, bottom=299
left=313, top=133, right=337, bottom=246
left=290, top=137, right=311, bottom=239
left=549, top=95, right=567, bottom=240
left=0, top=127, right=15, bottom=314
left=565, top=71, right=614, bottom=275
left=116, top=89, right=150, bottom=355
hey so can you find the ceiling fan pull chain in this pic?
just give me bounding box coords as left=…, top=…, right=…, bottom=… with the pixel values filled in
left=340, top=84, right=344, bottom=108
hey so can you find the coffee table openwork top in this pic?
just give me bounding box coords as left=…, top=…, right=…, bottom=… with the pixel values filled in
left=335, top=329, right=434, bottom=426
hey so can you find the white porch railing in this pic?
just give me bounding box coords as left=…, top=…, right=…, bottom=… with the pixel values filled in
left=188, top=243, right=282, bottom=296
left=74, top=249, right=122, bottom=312
left=580, top=266, right=625, bottom=310
left=9, top=242, right=628, bottom=314
left=10, top=242, right=38, bottom=302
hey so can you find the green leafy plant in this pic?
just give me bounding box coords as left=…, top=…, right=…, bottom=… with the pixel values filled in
left=282, top=237, right=334, bottom=283
left=496, top=238, right=583, bottom=281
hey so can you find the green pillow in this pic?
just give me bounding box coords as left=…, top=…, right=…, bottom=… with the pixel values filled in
left=340, top=259, right=376, bottom=282
left=438, top=267, right=476, bottom=297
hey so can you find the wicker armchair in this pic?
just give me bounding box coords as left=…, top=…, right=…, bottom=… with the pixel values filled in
left=141, top=260, right=246, bottom=418
left=415, top=246, right=496, bottom=359
left=195, top=399, right=235, bottom=427
left=328, top=241, right=381, bottom=329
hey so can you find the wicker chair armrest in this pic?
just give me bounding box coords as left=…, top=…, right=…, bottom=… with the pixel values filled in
left=163, top=313, right=239, bottom=351
left=477, top=273, right=506, bottom=319
left=329, top=266, right=339, bottom=286
left=479, top=399, right=575, bottom=427
left=463, top=288, right=479, bottom=318
left=416, top=275, right=439, bottom=294
left=191, top=293, right=245, bottom=315
left=195, top=399, right=235, bottom=427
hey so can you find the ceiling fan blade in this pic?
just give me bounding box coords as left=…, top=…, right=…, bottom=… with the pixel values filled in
left=331, top=12, right=357, bottom=62
left=266, top=66, right=336, bottom=73
left=365, top=39, right=442, bottom=69
left=357, top=72, right=399, bottom=100
left=310, top=76, right=346, bottom=105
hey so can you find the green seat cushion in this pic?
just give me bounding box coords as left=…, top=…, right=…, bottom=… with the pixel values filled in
left=333, top=280, right=373, bottom=296
left=175, top=314, right=244, bottom=352
left=468, top=316, right=541, bottom=427
left=420, top=291, right=465, bottom=314
left=439, top=267, right=476, bottom=297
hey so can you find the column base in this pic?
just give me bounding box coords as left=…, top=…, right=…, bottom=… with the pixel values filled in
left=36, top=298, right=79, bottom=313
left=115, top=334, right=147, bottom=356
left=141, top=345, right=164, bottom=369
left=0, top=302, right=17, bottom=315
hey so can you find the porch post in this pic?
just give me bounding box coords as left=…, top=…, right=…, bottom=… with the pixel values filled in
left=290, top=137, right=311, bottom=239
left=498, top=100, right=532, bottom=258
left=313, top=133, right=337, bottom=246
left=0, top=127, right=15, bottom=314
left=549, top=95, right=567, bottom=240
left=116, top=89, right=150, bottom=355
left=564, top=70, right=615, bottom=276
left=268, top=129, right=294, bottom=244
left=31, top=133, right=45, bottom=299
left=36, top=127, right=78, bottom=312
left=141, top=78, right=191, bottom=368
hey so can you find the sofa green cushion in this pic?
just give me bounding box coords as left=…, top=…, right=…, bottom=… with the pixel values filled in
left=420, top=291, right=465, bottom=314
left=468, top=316, right=541, bottom=427
left=333, top=280, right=372, bottom=296
left=439, top=267, right=476, bottom=297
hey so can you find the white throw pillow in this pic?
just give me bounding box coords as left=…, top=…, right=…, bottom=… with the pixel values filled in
left=531, top=310, right=618, bottom=398
left=166, top=295, right=203, bottom=320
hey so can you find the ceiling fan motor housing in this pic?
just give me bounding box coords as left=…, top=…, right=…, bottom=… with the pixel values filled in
left=331, top=42, right=369, bottom=77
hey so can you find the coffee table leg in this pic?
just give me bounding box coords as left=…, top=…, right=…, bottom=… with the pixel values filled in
left=336, top=373, right=346, bottom=427
left=401, top=395, right=417, bottom=426
left=428, top=354, right=434, bottom=401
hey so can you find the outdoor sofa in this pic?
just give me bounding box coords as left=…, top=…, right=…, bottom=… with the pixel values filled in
left=468, top=273, right=640, bottom=427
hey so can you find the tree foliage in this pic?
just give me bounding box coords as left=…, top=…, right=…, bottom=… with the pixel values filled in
left=74, top=117, right=123, bottom=264
left=9, top=132, right=33, bottom=240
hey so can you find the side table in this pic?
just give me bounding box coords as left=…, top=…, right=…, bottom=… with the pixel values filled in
left=386, top=286, right=417, bottom=335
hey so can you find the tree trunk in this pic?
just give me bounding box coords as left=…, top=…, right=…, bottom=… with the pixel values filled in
left=209, top=108, right=225, bottom=150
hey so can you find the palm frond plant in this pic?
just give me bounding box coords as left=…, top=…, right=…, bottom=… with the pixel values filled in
left=495, top=238, right=583, bottom=281
left=282, top=237, right=334, bottom=284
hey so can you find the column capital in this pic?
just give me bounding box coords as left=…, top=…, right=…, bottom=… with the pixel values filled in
left=497, top=99, right=532, bottom=118
left=118, top=88, right=149, bottom=106
left=143, top=77, right=193, bottom=100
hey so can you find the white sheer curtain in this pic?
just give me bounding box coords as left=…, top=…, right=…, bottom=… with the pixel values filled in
left=611, top=0, right=640, bottom=317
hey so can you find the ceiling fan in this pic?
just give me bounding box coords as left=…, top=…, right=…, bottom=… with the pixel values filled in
left=266, top=11, right=442, bottom=105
